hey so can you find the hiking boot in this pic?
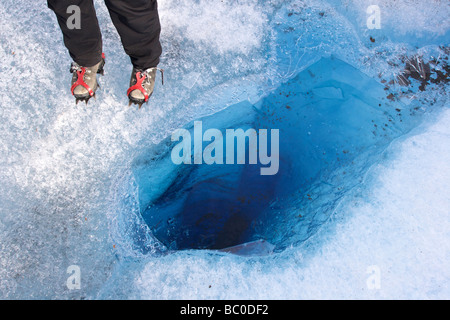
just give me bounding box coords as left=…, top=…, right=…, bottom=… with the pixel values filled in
left=70, top=54, right=105, bottom=104
left=127, top=67, right=164, bottom=108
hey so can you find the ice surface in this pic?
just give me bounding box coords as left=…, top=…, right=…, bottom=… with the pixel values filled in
left=0, top=0, right=448, bottom=299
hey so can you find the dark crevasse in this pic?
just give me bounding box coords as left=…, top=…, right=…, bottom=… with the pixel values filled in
left=131, top=56, right=432, bottom=253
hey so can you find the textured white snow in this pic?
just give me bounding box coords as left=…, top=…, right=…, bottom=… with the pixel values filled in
left=341, top=0, right=450, bottom=36
left=160, top=0, right=267, bottom=55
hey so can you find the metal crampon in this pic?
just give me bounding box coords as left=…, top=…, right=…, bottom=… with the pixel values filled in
left=75, top=93, right=96, bottom=105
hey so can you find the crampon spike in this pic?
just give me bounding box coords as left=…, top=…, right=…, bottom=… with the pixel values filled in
left=74, top=93, right=95, bottom=105
left=127, top=99, right=147, bottom=109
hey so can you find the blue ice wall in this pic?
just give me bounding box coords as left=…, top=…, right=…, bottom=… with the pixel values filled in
left=132, top=56, right=425, bottom=252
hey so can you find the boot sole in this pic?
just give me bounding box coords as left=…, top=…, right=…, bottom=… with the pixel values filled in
left=128, top=92, right=153, bottom=109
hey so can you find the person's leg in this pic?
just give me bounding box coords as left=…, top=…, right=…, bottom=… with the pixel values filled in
left=104, top=0, right=162, bottom=69
left=47, top=0, right=103, bottom=67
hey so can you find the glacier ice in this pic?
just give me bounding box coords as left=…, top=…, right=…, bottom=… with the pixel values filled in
left=0, top=0, right=449, bottom=299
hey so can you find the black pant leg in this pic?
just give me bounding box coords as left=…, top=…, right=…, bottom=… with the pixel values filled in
left=48, top=0, right=103, bottom=67
left=104, top=0, right=162, bottom=69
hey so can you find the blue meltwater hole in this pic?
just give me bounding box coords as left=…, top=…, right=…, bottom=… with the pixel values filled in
left=131, top=57, right=427, bottom=253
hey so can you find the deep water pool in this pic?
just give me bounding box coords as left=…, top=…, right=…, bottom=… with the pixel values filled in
left=131, top=56, right=444, bottom=254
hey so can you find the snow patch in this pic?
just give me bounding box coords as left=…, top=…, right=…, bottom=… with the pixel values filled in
left=160, top=0, right=267, bottom=55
